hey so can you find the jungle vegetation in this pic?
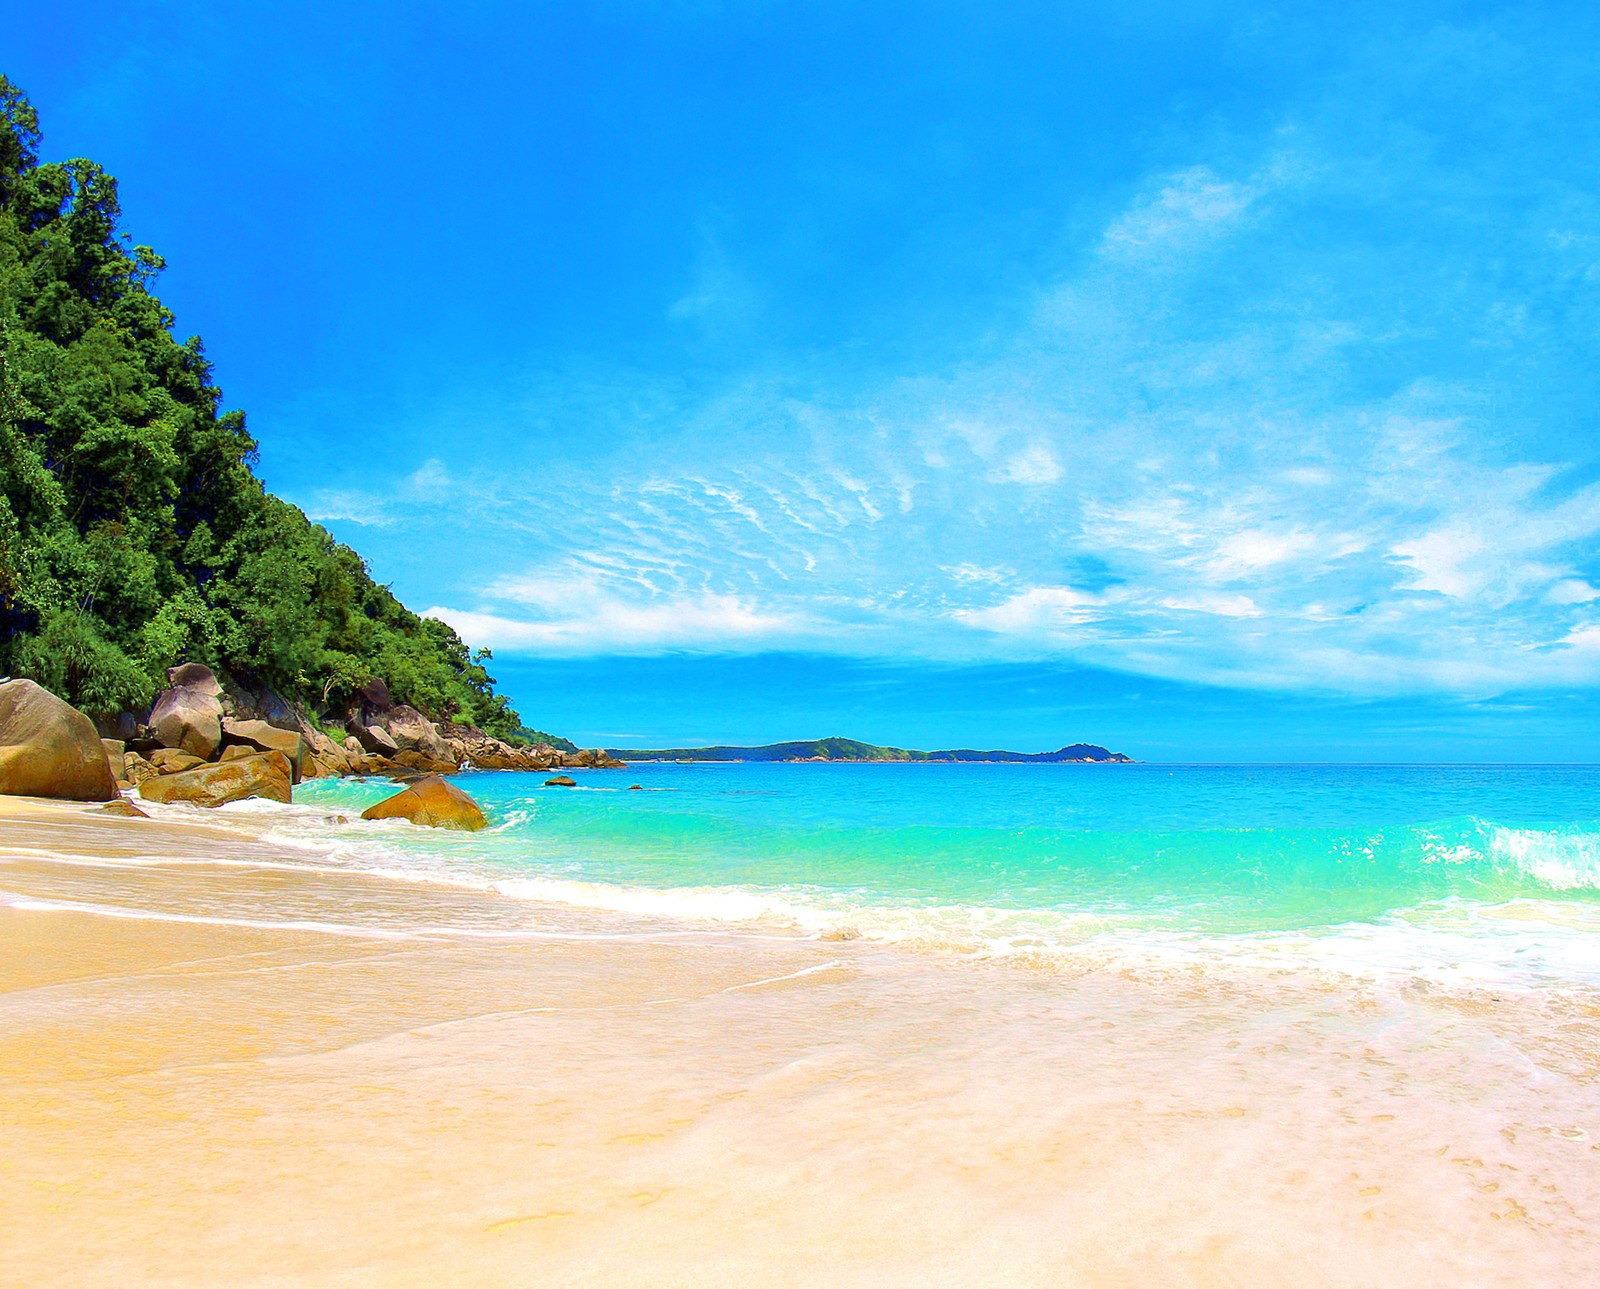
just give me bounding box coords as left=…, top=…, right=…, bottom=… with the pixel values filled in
left=0, top=77, right=522, bottom=736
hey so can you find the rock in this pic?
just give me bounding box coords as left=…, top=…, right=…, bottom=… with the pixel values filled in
left=166, top=662, right=222, bottom=696
left=555, top=748, right=625, bottom=770
left=99, top=799, right=149, bottom=818
left=122, top=751, right=159, bottom=786
left=627, top=783, right=643, bottom=790
left=383, top=704, right=453, bottom=762
left=148, top=748, right=206, bottom=775
left=544, top=775, right=577, bottom=787
left=94, top=710, right=147, bottom=742
left=348, top=720, right=400, bottom=758
left=101, top=738, right=126, bottom=762
left=300, top=727, right=352, bottom=778
left=391, top=748, right=458, bottom=775
left=149, top=683, right=224, bottom=759
left=360, top=774, right=487, bottom=831
left=252, top=686, right=299, bottom=732
left=222, top=718, right=307, bottom=782
left=0, top=679, right=119, bottom=801
left=342, top=735, right=365, bottom=755
left=220, top=744, right=293, bottom=780
left=355, top=677, right=394, bottom=714
left=138, top=755, right=292, bottom=807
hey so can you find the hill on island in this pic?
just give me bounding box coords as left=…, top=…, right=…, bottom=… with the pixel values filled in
left=605, top=738, right=1133, bottom=763
left=0, top=78, right=530, bottom=738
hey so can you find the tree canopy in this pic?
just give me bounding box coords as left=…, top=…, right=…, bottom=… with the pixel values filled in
left=0, top=76, right=522, bottom=736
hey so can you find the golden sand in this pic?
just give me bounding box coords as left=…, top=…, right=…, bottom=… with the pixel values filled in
left=2, top=797, right=1599, bottom=1286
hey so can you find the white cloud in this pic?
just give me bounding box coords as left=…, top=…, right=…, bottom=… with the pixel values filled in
left=1101, top=167, right=1259, bottom=257
left=1548, top=579, right=1600, bottom=605
left=954, top=586, right=1103, bottom=635
left=427, top=585, right=795, bottom=654
left=1159, top=592, right=1263, bottom=618
left=989, top=443, right=1063, bottom=485
left=302, top=491, right=394, bottom=527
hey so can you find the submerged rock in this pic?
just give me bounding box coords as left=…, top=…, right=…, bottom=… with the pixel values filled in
left=360, top=774, right=487, bottom=831
left=544, top=775, right=577, bottom=787
left=138, top=754, right=292, bottom=807
left=0, top=679, right=118, bottom=801
left=99, top=799, right=150, bottom=818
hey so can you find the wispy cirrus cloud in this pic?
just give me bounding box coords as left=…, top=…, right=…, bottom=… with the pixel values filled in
left=298, top=13, right=1600, bottom=702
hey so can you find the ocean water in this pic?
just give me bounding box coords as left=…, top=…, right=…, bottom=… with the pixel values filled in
left=245, top=761, right=1600, bottom=989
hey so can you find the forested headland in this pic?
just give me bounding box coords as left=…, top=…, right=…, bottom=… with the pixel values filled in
left=0, top=77, right=531, bottom=739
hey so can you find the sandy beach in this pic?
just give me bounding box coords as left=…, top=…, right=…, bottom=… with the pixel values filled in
left=4, top=796, right=1600, bottom=1287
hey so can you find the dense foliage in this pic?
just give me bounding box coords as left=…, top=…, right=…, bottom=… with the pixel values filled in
left=0, top=79, right=521, bottom=735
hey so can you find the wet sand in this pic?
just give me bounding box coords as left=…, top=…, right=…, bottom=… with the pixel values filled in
left=3, top=797, right=1599, bottom=1287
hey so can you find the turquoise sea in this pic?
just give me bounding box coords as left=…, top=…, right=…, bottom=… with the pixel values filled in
left=265, top=762, right=1600, bottom=989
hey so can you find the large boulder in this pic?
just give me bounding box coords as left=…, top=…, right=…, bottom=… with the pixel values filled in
left=220, top=745, right=294, bottom=782
left=148, top=748, right=206, bottom=775
left=300, top=727, right=353, bottom=778
left=0, top=679, right=119, bottom=801
left=360, top=774, right=487, bottom=831
left=252, top=686, right=300, bottom=732
left=167, top=662, right=223, bottom=696
left=348, top=720, right=400, bottom=757
left=222, top=718, right=307, bottom=782
left=149, top=682, right=224, bottom=759
left=391, top=748, right=458, bottom=775
left=354, top=677, right=394, bottom=715
left=138, top=754, right=292, bottom=807
left=121, top=750, right=159, bottom=786
left=383, top=704, right=453, bottom=762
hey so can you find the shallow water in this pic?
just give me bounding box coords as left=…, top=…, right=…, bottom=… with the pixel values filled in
left=5, top=781, right=1600, bottom=1285
left=209, top=761, right=1600, bottom=989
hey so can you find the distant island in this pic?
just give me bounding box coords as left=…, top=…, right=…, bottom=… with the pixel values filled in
left=605, top=737, right=1133, bottom=763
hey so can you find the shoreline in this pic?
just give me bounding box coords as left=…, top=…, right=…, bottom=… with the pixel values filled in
left=4, top=797, right=1600, bottom=1285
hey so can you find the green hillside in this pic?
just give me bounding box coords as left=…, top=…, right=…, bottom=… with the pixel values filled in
left=0, top=78, right=521, bottom=736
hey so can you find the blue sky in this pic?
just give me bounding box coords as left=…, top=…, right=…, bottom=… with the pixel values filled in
left=13, top=1, right=1600, bottom=758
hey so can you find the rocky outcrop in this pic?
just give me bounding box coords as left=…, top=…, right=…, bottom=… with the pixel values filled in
left=561, top=748, right=627, bottom=769
left=138, top=754, right=292, bottom=807
left=221, top=718, right=307, bottom=782
left=81, top=659, right=581, bottom=788
left=149, top=667, right=224, bottom=760
left=544, top=775, right=577, bottom=787
left=435, top=720, right=617, bottom=773
left=0, top=679, right=119, bottom=801
left=360, top=774, right=487, bottom=831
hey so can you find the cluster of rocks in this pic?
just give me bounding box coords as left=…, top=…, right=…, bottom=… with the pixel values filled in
left=0, top=662, right=625, bottom=831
